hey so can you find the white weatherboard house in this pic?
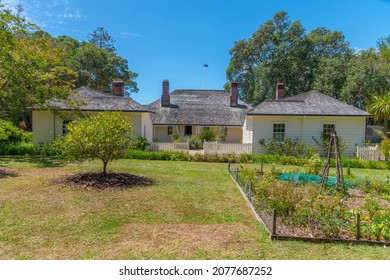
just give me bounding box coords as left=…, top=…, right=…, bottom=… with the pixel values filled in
left=243, top=84, right=370, bottom=156
left=32, top=81, right=154, bottom=145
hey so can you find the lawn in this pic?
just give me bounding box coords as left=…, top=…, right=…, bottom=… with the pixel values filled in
left=0, top=157, right=389, bottom=260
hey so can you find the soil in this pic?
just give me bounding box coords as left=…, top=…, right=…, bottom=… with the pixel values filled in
left=0, top=167, right=17, bottom=179
left=51, top=171, right=154, bottom=190
left=257, top=188, right=390, bottom=240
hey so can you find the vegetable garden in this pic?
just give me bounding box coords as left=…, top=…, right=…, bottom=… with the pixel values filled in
left=229, top=162, right=390, bottom=244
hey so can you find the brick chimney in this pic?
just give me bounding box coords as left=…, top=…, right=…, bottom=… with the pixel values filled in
left=112, top=80, right=124, bottom=96
left=161, top=80, right=170, bottom=107
left=230, top=82, right=238, bottom=107
left=276, top=83, right=285, bottom=100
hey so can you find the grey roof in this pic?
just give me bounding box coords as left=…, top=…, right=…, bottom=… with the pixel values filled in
left=148, top=90, right=250, bottom=126
left=49, top=87, right=153, bottom=113
left=247, top=91, right=370, bottom=117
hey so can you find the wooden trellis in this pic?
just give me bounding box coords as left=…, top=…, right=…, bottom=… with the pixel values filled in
left=321, top=128, right=345, bottom=192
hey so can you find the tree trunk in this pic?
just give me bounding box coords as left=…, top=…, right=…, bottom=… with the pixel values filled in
left=103, top=160, right=108, bottom=176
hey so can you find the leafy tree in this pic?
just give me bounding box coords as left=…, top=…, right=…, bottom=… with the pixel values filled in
left=67, top=42, right=138, bottom=95
left=62, top=112, right=134, bottom=175
left=340, top=50, right=389, bottom=108
left=0, top=5, right=77, bottom=123
left=226, top=11, right=351, bottom=105
left=88, top=26, right=115, bottom=53
left=368, top=92, right=390, bottom=132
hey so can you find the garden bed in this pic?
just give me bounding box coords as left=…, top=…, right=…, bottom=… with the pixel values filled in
left=229, top=163, right=390, bottom=244
left=51, top=171, right=154, bottom=190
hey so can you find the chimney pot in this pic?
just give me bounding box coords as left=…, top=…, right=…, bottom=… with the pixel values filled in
left=161, top=80, right=170, bottom=107
left=112, top=80, right=124, bottom=96
left=276, top=83, right=285, bottom=100
left=230, top=82, right=238, bottom=107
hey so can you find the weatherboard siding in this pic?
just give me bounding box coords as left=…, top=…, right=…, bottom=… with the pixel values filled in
left=32, top=111, right=56, bottom=145
left=32, top=111, right=144, bottom=145
left=250, top=116, right=366, bottom=156
left=141, top=113, right=153, bottom=142
left=226, top=127, right=242, bottom=143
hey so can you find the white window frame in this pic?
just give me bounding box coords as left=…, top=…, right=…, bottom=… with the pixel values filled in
left=273, top=123, right=285, bottom=142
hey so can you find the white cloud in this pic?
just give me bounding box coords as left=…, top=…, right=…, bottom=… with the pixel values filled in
left=120, top=31, right=144, bottom=38
left=2, top=0, right=84, bottom=26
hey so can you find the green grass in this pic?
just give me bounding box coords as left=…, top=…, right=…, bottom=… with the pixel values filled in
left=0, top=157, right=389, bottom=259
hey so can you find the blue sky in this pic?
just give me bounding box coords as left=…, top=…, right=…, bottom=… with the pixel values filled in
left=3, top=0, right=390, bottom=104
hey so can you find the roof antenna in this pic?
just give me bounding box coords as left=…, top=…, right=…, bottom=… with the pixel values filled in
left=201, top=64, right=208, bottom=89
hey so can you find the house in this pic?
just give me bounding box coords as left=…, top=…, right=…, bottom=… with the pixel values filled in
left=147, top=80, right=250, bottom=142
left=243, top=83, right=370, bottom=156
left=32, top=81, right=154, bottom=145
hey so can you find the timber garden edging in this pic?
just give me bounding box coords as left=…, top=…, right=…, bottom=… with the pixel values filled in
left=227, top=162, right=390, bottom=246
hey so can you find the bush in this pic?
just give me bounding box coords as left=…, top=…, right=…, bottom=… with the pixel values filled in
left=197, top=128, right=218, bottom=142
left=305, top=153, right=323, bottom=175
left=189, top=135, right=202, bottom=150
left=133, top=137, right=150, bottom=151
left=259, top=137, right=306, bottom=157
left=0, top=119, right=23, bottom=145
left=312, top=133, right=347, bottom=156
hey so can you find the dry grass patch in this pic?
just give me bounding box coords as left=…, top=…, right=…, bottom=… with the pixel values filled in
left=110, top=223, right=254, bottom=259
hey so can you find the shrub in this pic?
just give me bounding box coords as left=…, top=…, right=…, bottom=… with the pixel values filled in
left=376, top=130, right=390, bottom=161
left=0, top=119, right=24, bottom=145
left=305, top=153, right=323, bottom=175
left=197, top=128, right=218, bottom=142
left=259, top=137, right=305, bottom=157
left=133, top=137, right=150, bottom=151
left=189, top=135, right=202, bottom=149
left=312, top=133, right=347, bottom=156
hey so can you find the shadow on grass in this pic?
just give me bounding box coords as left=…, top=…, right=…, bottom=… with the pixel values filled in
left=0, top=156, right=66, bottom=168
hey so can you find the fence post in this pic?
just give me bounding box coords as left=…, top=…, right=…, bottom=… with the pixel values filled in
left=260, top=162, right=264, bottom=175
left=228, top=161, right=231, bottom=173
left=248, top=181, right=252, bottom=203
left=356, top=213, right=361, bottom=240
left=272, top=209, right=277, bottom=235
left=235, top=167, right=239, bottom=182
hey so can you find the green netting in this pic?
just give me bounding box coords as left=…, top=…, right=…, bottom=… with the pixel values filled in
left=277, top=173, right=353, bottom=188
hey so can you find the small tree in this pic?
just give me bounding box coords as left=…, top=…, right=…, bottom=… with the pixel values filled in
left=62, top=112, right=133, bottom=175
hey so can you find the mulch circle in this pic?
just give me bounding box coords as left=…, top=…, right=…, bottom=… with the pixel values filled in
left=51, top=171, right=154, bottom=190
left=0, top=167, right=17, bottom=179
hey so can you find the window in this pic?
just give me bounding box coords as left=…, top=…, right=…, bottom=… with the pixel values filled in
left=184, top=125, right=192, bottom=136
left=273, top=123, right=285, bottom=142
left=167, top=126, right=173, bottom=135
left=62, top=120, right=72, bottom=135
left=323, top=124, right=335, bottom=139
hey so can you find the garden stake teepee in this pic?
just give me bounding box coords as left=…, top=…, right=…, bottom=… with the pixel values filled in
left=321, top=128, right=345, bottom=192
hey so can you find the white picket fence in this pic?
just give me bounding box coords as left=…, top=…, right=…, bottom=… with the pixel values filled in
left=356, top=145, right=380, bottom=161
left=149, top=142, right=189, bottom=153
left=204, top=141, right=252, bottom=155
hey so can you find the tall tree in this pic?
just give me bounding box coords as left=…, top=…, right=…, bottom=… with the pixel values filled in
left=226, top=11, right=351, bottom=105
left=88, top=26, right=116, bottom=53
left=67, top=42, right=138, bottom=95
left=0, top=5, right=77, bottom=123
left=340, top=49, right=388, bottom=108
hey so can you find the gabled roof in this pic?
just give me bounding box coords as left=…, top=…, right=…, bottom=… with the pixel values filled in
left=148, top=90, right=250, bottom=126
left=247, top=91, right=369, bottom=117
left=48, top=87, right=153, bottom=113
